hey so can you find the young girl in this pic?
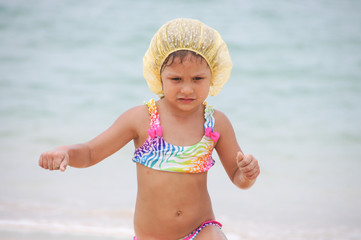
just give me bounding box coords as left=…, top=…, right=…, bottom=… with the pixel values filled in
left=39, top=18, right=260, bottom=240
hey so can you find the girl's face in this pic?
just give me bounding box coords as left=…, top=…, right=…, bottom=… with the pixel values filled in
left=160, top=53, right=211, bottom=111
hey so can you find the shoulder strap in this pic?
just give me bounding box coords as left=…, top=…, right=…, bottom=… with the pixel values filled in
left=145, top=99, right=161, bottom=128
left=203, top=103, right=215, bottom=130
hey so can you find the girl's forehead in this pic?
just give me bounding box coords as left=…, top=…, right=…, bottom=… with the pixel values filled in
left=162, top=60, right=212, bottom=77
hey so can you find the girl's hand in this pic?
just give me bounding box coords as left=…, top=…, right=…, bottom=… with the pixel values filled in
left=39, top=148, right=69, bottom=172
left=237, top=152, right=260, bottom=180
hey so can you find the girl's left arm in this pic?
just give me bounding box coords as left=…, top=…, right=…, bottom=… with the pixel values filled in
left=214, top=110, right=260, bottom=189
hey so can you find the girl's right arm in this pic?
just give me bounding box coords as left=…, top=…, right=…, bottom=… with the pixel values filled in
left=38, top=105, right=147, bottom=171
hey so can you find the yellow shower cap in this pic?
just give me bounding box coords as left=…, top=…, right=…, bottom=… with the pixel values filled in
left=143, top=18, right=233, bottom=96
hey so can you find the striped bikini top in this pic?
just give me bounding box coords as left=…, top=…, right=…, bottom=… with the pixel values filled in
left=132, top=99, right=220, bottom=173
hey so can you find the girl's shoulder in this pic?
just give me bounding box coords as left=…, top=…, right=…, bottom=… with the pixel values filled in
left=122, top=104, right=150, bottom=124
left=112, top=104, right=150, bottom=142
left=121, top=104, right=151, bottom=147
left=213, top=108, right=228, bottom=122
left=127, top=104, right=149, bottom=114
left=112, top=104, right=150, bottom=131
left=213, top=108, right=234, bottom=133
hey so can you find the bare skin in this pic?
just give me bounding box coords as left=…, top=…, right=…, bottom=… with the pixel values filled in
left=38, top=53, right=260, bottom=239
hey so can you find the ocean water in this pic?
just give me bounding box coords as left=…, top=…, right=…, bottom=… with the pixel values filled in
left=1, top=0, right=361, bottom=239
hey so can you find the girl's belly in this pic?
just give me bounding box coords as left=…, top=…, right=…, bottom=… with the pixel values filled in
left=134, top=164, right=215, bottom=240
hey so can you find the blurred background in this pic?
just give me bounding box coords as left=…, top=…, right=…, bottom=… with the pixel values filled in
left=1, top=0, right=360, bottom=239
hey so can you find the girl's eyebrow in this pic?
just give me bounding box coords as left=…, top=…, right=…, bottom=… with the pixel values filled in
left=193, top=71, right=209, bottom=76
left=163, top=72, right=181, bottom=78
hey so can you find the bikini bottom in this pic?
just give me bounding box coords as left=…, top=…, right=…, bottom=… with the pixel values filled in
left=133, top=220, right=222, bottom=240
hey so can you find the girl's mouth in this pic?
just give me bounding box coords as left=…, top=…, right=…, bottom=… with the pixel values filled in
left=178, top=98, right=195, bottom=104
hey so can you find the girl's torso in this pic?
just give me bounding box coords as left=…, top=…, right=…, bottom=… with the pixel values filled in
left=134, top=164, right=214, bottom=239
left=132, top=99, right=218, bottom=239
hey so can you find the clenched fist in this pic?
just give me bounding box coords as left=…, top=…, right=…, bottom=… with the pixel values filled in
left=39, top=148, right=69, bottom=172
left=237, top=152, right=260, bottom=180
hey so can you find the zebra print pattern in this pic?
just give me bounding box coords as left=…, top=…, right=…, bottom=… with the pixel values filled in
left=132, top=99, right=217, bottom=173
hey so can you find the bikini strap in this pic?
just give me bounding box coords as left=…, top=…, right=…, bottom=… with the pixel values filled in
left=203, top=103, right=219, bottom=143
left=203, top=103, right=215, bottom=130
left=145, top=99, right=161, bottom=128
left=145, top=99, right=162, bottom=138
left=145, top=99, right=216, bottom=140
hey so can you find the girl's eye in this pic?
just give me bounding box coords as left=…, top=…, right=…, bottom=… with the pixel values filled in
left=171, top=77, right=181, bottom=81
left=194, top=77, right=204, bottom=81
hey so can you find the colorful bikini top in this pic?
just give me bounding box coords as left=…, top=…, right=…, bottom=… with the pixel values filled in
left=132, top=99, right=220, bottom=173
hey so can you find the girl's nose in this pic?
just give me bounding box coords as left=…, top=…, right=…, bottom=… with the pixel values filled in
left=180, top=82, right=194, bottom=94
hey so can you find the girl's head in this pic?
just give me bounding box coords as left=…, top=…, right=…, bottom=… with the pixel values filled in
left=143, top=18, right=233, bottom=97
left=160, top=50, right=212, bottom=104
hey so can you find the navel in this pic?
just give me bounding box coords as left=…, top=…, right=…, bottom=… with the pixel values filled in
left=176, top=210, right=182, bottom=216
